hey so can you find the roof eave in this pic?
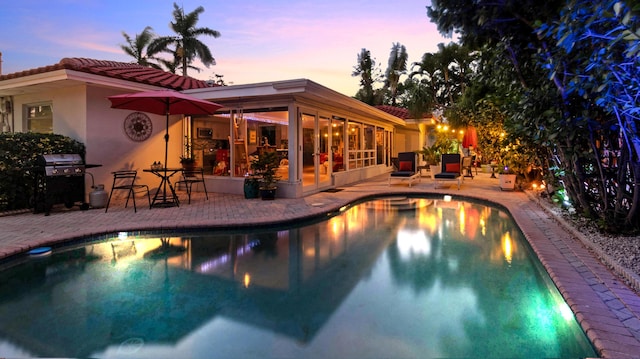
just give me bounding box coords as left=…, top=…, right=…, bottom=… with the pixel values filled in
left=185, top=79, right=407, bottom=126
left=65, top=70, right=167, bottom=92
left=0, top=69, right=166, bottom=96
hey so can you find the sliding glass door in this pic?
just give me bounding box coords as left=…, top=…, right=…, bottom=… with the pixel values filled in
left=301, top=113, right=331, bottom=191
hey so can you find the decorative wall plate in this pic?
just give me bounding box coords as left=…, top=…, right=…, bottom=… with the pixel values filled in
left=124, top=112, right=152, bottom=141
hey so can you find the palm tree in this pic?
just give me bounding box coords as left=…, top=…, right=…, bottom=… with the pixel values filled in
left=352, top=48, right=383, bottom=105
left=149, top=3, right=221, bottom=77
left=157, top=47, right=202, bottom=74
left=384, top=43, right=408, bottom=106
left=120, top=26, right=162, bottom=69
left=436, top=42, right=473, bottom=107
left=410, top=52, right=445, bottom=108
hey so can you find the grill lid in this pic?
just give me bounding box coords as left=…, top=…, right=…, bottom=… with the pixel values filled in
left=37, top=154, right=84, bottom=166
left=36, top=154, right=85, bottom=176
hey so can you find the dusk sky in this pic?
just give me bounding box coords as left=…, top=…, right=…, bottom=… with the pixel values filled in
left=0, top=0, right=454, bottom=96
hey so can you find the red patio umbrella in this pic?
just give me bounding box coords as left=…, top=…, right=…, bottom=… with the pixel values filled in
left=108, top=89, right=223, bottom=168
left=462, top=126, right=478, bottom=149
left=108, top=90, right=223, bottom=206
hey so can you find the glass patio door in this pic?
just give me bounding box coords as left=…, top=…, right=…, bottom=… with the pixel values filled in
left=301, top=113, right=331, bottom=191
left=317, top=116, right=331, bottom=188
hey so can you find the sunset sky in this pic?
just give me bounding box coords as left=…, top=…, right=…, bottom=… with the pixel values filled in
left=0, top=0, right=454, bottom=96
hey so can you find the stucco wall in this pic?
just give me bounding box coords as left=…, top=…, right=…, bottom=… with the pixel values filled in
left=11, top=84, right=86, bottom=139
left=85, top=86, right=183, bottom=195
left=11, top=85, right=186, bottom=201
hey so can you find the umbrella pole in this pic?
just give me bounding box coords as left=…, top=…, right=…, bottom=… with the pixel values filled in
left=164, top=112, right=169, bottom=202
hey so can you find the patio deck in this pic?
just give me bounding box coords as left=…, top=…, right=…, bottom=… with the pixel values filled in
left=0, top=171, right=639, bottom=358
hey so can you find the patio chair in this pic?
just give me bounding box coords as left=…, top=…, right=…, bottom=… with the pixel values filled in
left=388, top=152, right=420, bottom=187
left=175, top=167, right=208, bottom=204
left=462, top=156, right=474, bottom=179
left=105, top=170, right=151, bottom=212
left=434, top=153, right=462, bottom=190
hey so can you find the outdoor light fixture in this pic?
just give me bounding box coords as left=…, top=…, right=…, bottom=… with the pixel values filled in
left=531, top=180, right=546, bottom=191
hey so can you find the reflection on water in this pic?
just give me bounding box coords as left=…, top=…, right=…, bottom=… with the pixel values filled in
left=0, top=197, right=595, bottom=358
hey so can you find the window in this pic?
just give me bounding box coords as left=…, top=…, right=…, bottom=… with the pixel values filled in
left=331, top=117, right=345, bottom=172
left=191, top=108, right=289, bottom=178
left=26, top=103, right=53, bottom=134
left=376, top=127, right=385, bottom=165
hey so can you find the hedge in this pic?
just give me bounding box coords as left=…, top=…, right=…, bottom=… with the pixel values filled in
left=0, top=133, right=85, bottom=211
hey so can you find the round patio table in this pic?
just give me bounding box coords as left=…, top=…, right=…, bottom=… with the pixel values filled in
left=143, top=167, right=181, bottom=208
left=490, top=164, right=499, bottom=178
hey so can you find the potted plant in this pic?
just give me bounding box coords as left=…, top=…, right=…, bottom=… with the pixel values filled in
left=250, top=150, right=281, bottom=200
left=179, top=154, right=196, bottom=170
left=498, top=142, right=532, bottom=191
left=416, top=137, right=455, bottom=177
left=180, top=137, right=196, bottom=170
left=498, top=165, right=517, bottom=190
left=416, top=145, right=439, bottom=177
left=416, top=145, right=439, bottom=166
left=243, top=175, right=260, bottom=199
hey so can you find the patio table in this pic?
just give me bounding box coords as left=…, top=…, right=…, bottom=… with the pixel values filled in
left=490, top=164, right=499, bottom=178
left=143, top=167, right=181, bottom=208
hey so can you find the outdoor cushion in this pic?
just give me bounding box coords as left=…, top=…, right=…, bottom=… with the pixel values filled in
left=445, top=163, right=460, bottom=173
left=390, top=171, right=415, bottom=177
left=434, top=172, right=459, bottom=179
left=399, top=161, right=413, bottom=171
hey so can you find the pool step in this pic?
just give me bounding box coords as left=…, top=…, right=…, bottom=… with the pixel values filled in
left=387, top=197, right=433, bottom=211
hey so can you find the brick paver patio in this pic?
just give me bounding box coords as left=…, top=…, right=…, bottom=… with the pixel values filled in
left=1, top=171, right=639, bottom=358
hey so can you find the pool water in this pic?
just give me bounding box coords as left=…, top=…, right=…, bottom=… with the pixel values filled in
left=0, top=197, right=596, bottom=358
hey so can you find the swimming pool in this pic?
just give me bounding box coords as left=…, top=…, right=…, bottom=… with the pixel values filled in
left=0, top=197, right=596, bottom=358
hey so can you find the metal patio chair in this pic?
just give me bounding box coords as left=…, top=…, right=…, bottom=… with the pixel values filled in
left=175, top=167, right=208, bottom=204
left=105, top=170, right=151, bottom=212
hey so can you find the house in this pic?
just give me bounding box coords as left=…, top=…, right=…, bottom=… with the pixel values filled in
left=375, top=105, right=440, bottom=155
left=0, top=57, right=407, bottom=199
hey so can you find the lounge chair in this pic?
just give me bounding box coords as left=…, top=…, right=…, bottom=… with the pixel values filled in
left=434, top=153, right=462, bottom=189
left=388, top=152, right=420, bottom=187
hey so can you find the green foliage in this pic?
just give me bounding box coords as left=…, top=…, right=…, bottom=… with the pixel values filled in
left=535, top=0, right=639, bottom=232
left=416, top=136, right=456, bottom=165
left=384, top=43, right=409, bottom=106
left=0, top=133, right=85, bottom=211
left=250, top=151, right=281, bottom=189
left=180, top=137, right=196, bottom=164
left=120, top=26, right=163, bottom=70
left=352, top=48, right=384, bottom=105
left=148, top=2, right=221, bottom=77
left=416, top=145, right=439, bottom=165
left=179, top=155, right=195, bottom=164
left=427, top=0, right=639, bottom=232
left=498, top=141, right=536, bottom=177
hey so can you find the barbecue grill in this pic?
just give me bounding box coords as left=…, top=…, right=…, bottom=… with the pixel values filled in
left=32, top=154, right=89, bottom=215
